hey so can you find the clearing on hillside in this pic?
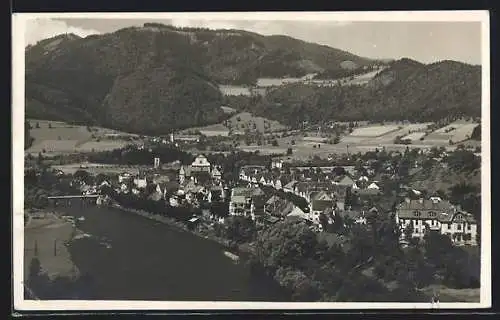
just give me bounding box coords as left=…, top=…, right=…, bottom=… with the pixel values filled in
left=26, top=119, right=138, bottom=154
left=350, top=125, right=401, bottom=137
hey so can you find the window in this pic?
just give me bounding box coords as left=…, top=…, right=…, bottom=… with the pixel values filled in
left=448, top=223, right=452, bottom=229
left=467, top=224, right=471, bottom=231
left=457, top=224, right=462, bottom=231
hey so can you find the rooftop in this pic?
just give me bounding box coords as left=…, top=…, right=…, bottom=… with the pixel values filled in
left=231, top=187, right=264, bottom=198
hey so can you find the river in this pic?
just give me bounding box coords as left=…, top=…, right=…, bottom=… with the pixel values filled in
left=57, top=200, right=288, bottom=301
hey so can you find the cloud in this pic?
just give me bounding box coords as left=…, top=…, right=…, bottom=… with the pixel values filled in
left=25, top=18, right=100, bottom=47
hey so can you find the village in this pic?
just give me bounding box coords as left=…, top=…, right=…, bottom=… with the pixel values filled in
left=55, top=141, right=479, bottom=248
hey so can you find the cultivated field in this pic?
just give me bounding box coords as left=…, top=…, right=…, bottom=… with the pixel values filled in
left=26, top=119, right=138, bottom=155
left=424, top=121, right=479, bottom=145
left=220, top=106, right=237, bottom=114
left=350, top=125, right=401, bottom=137
left=218, top=85, right=252, bottom=96
left=402, top=132, right=427, bottom=141
left=183, top=112, right=287, bottom=136
left=235, top=121, right=474, bottom=160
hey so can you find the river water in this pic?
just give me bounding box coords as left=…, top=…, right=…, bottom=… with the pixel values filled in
left=58, top=201, right=288, bottom=301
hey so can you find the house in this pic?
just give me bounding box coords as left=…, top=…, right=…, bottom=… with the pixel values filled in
left=183, top=181, right=206, bottom=203
left=119, top=183, right=130, bottom=194
left=286, top=206, right=308, bottom=221
left=191, top=154, right=211, bottom=173
left=274, top=179, right=283, bottom=190
left=133, top=172, right=148, bottom=189
left=367, top=182, right=380, bottom=190
left=334, top=175, right=355, bottom=189
left=118, top=172, right=133, bottom=183
left=239, top=165, right=266, bottom=182
left=169, top=190, right=186, bottom=207
left=153, top=183, right=168, bottom=200
left=309, top=191, right=336, bottom=224
left=229, top=187, right=264, bottom=219
left=208, top=187, right=223, bottom=203
left=178, top=165, right=190, bottom=184
left=271, top=159, right=284, bottom=170
left=340, top=210, right=367, bottom=225
left=293, top=182, right=310, bottom=200
left=283, top=180, right=298, bottom=193
left=211, top=166, right=222, bottom=181
left=395, top=198, right=478, bottom=246
left=250, top=195, right=268, bottom=221
left=264, top=195, right=295, bottom=218
left=179, top=154, right=215, bottom=184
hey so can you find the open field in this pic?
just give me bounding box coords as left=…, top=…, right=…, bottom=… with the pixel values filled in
left=218, top=85, right=252, bottom=96
left=350, top=125, right=401, bottom=137
left=402, top=132, right=426, bottom=141
left=51, top=163, right=148, bottom=175
left=220, top=106, right=237, bottom=114
left=181, top=123, right=230, bottom=137
left=26, top=119, right=139, bottom=155
left=302, top=136, right=327, bottom=143
left=424, top=122, right=479, bottom=144
left=234, top=121, right=468, bottom=160
left=182, top=112, right=287, bottom=136
left=343, top=122, right=432, bottom=145
left=450, top=124, right=479, bottom=142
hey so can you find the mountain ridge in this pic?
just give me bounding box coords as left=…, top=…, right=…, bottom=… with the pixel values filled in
left=25, top=23, right=481, bottom=134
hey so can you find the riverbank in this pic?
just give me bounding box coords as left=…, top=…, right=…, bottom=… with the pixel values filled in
left=24, top=210, right=80, bottom=282
left=109, top=202, right=244, bottom=253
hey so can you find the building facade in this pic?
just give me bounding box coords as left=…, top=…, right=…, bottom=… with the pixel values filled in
left=395, top=197, right=478, bottom=246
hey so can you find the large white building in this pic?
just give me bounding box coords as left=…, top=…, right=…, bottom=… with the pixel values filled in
left=179, top=154, right=213, bottom=184
left=228, top=187, right=265, bottom=219
left=395, top=197, right=478, bottom=246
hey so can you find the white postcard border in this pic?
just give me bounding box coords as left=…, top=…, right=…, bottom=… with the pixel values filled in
left=12, top=11, right=491, bottom=311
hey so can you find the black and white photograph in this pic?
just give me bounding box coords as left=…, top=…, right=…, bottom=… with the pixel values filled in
left=12, top=11, right=491, bottom=311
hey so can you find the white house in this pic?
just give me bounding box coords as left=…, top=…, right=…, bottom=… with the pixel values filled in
left=118, top=172, right=132, bottom=183
left=133, top=176, right=147, bottom=189
left=229, top=187, right=264, bottom=218
left=271, top=159, right=284, bottom=170
left=395, top=198, right=478, bottom=246
left=274, top=179, right=282, bottom=190
left=191, top=154, right=211, bottom=173
left=367, top=182, right=380, bottom=190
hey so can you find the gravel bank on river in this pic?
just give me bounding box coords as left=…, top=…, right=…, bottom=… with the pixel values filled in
left=24, top=211, right=80, bottom=282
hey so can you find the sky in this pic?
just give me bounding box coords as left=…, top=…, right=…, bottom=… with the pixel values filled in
left=24, top=17, right=483, bottom=65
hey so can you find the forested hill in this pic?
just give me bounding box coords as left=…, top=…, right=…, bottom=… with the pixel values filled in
left=25, top=24, right=375, bottom=134
left=247, top=58, right=481, bottom=126
left=25, top=23, right=480, bottom=134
